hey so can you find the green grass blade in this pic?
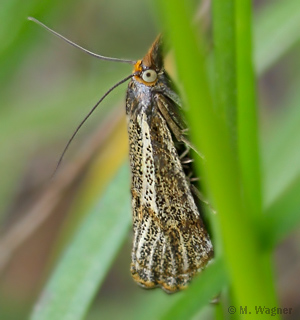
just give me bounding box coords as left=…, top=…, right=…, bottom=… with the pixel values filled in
left=212, top=0, right=236, bottom=143
left=236, top=0, right=262, bottom=222
left=263, top=85, right=300, bottom=207
left=254, top=0, right=300, bottom=75
left=263, top=175, right=300, bottom=249
left=262, top=79, right=300, bottom=247
left=156, top=0, right=280, bottom=316
left=30, top=164, right=131, bottom=320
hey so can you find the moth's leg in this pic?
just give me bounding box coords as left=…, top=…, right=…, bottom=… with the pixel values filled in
left=179, top=146, right=190, bottom=159
left=210, top=295, right=221, bottom=304
left=180, top=136, right=205, bottom=160
left=181, top=158, right=194, bottom=164
left=190, top=184, right=216, bottom=214
left=181, top=128, right=189, bottom=135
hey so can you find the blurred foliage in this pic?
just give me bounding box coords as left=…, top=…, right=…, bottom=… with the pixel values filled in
left=0, top=0, right=300, bottom=319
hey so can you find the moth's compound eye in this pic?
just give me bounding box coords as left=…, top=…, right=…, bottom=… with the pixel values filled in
left=142, top=69, right=157, bottom=83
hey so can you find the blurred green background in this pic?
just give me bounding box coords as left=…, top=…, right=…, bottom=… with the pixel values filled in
left=1, top=0, right=300, bottom=319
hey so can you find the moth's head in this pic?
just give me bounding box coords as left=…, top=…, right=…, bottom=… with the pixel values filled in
left=133, top=35, right=164, bottom=87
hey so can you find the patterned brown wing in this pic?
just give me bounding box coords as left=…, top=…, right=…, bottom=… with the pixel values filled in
left=127, top=96, right=213, bottom=293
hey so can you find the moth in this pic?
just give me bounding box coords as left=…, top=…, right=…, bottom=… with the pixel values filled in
left=29, top=18, right=213, bottom=293
left=126, top=37, right=213, bottom=292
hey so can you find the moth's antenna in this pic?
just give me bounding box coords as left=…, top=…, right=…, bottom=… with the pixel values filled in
left=53, top=72, right=136, bottom=177
left=28, top=17, right=136, bottom=65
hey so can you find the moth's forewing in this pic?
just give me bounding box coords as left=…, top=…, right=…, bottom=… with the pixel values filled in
left=126, top=37, right=213, bottom=293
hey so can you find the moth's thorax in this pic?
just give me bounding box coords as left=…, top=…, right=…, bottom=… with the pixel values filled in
left=132, top=78, right=153, bottom=108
